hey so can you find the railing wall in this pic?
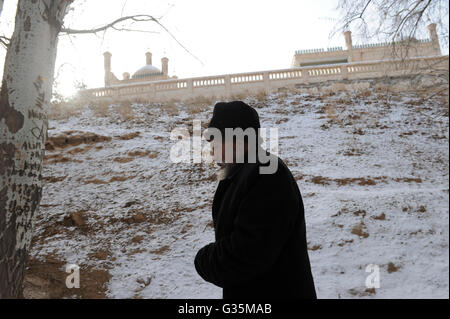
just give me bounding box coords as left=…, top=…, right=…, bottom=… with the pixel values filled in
left=78, top=55, right=448, bottom=103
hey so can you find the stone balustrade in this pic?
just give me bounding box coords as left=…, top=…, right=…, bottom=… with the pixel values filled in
left=78, top=55, right=448, bottom=103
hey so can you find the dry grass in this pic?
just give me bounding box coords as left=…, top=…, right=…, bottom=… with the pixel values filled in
left=418, top=205, right=427, bottom=213
left=255, top=90, right=267, bottom=101
left=393, top=177, right=422, bottom=183
left=115, top=132, right=140, bottom=140
left=230, top=92, right=248, bottom=101
left=109, top=175, right=137, bottom=182
left=329, top=82, right=347, bottom=92
left=131, top=235, right=145, bottom=244
left=336, top=177, right=378, bottom=186
left=372, top=212, right=386, bottom=220
left=375, top=84, right=392, bottom=94
left=342, top=147, right=364, bottom=156
left=353, top=128, right=365, bottom=135
left=160, top=100, right=180, bottom=116
left=148, top=152, right=159, bottom=159
left=320, top=88, right=336, bottom=97
left=275, top=118, right=289, bottom=124
left=43, top=175, right=67, bottom=183
left=129, top=97, right=147, bottom=104
left=324, top=102, right=342, bottom=124
left=127, top=149, right=151, bottom=157
left=184, top=95, right=215, bottom=114
left=356, top=88, right=372, bottom=99
left=311, top=176, right=331, bottom=185
left=49, top=101, right=86, bottom=120
left=387, top=262, right=400, bottom=273
left=113, top=156, right=134, bottom=163
left=89, top=100, right=110, bottom=118
left=84, top=178, right=108, bottom=185
left=337, top=239, right=354, bottom=247
left=287, top=86, right=301, bottom=95
left=193, top=95, right=216, bottom=105
left=45, top=131, right=112, bottom=151
left=186, top=103, right=209, bottom=114
left=126, top=149, right=158, bottom=159
left=114, top=101, right=135, bottom=121
left=351, top=221, right=369, bottom=238
left=67, top=145, right=94, bottom=155
left=310, top=175, right=387, bottom=186
left=276, top=90, right=289, bottom=99
left=308, top=244, right=322, bottom=251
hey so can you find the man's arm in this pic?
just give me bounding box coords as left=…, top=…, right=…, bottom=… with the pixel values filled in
left=194, top=169, right=297, bottom=288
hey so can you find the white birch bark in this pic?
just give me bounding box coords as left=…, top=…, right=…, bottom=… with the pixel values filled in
left=0, top=0, right=71, bottom=298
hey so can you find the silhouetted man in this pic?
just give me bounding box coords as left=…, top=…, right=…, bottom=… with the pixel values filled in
left=194, top=101, right=316, bottom=299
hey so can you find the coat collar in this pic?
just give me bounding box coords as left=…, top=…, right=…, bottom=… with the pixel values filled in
left=220, top=147, right=272, bottom=181
left=225, top=163, right=245, bottom=180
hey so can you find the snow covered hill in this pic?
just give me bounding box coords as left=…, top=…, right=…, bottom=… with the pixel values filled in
left=24, top=87, right=449, bottom=299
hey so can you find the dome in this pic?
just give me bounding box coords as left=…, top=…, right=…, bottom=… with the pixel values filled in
left=132, top=64, right=162, bottom=79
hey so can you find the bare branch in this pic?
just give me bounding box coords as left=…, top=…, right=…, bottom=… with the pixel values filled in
left=120, top=0, right=128, bottom=17
left=334, top=0, right=448, bottom=46
left=0, top=35, right=9, bottom=49
left=392, top=0, right=430, bottom=39
left=60, top=14, right=157, bottom=34
left=143, top=16, right=204, bottom=66
left=111, top=25, right=159, bottom=34
left=60, top=14, right=204, bottom=66
left=332, top=0, right=449, bottom=91
left=359, top=0, right=373, bottom=19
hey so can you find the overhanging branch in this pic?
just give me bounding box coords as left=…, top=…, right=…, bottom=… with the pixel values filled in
left=60, top=14, right=204, bottom=65
left=60, top=14, right=158, bottom=34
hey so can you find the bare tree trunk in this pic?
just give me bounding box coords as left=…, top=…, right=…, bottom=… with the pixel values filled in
left=0, top=0, right=71, bottom=299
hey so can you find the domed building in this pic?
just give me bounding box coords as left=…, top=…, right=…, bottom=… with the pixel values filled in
left=103, top=51, right=176, bottom=86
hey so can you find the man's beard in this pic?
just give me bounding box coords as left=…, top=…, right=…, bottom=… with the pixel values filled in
left=216, top=163, right=234, bottom=181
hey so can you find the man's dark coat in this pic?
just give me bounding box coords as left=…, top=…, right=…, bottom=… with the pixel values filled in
left=194, top=156, right=317, bottom=299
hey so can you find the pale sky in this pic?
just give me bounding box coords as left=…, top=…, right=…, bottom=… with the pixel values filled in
left=0, top=0, right=447, bottom=97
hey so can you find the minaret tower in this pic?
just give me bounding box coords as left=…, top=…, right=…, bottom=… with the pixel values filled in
left=103, top=51, right=112, bottom=86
